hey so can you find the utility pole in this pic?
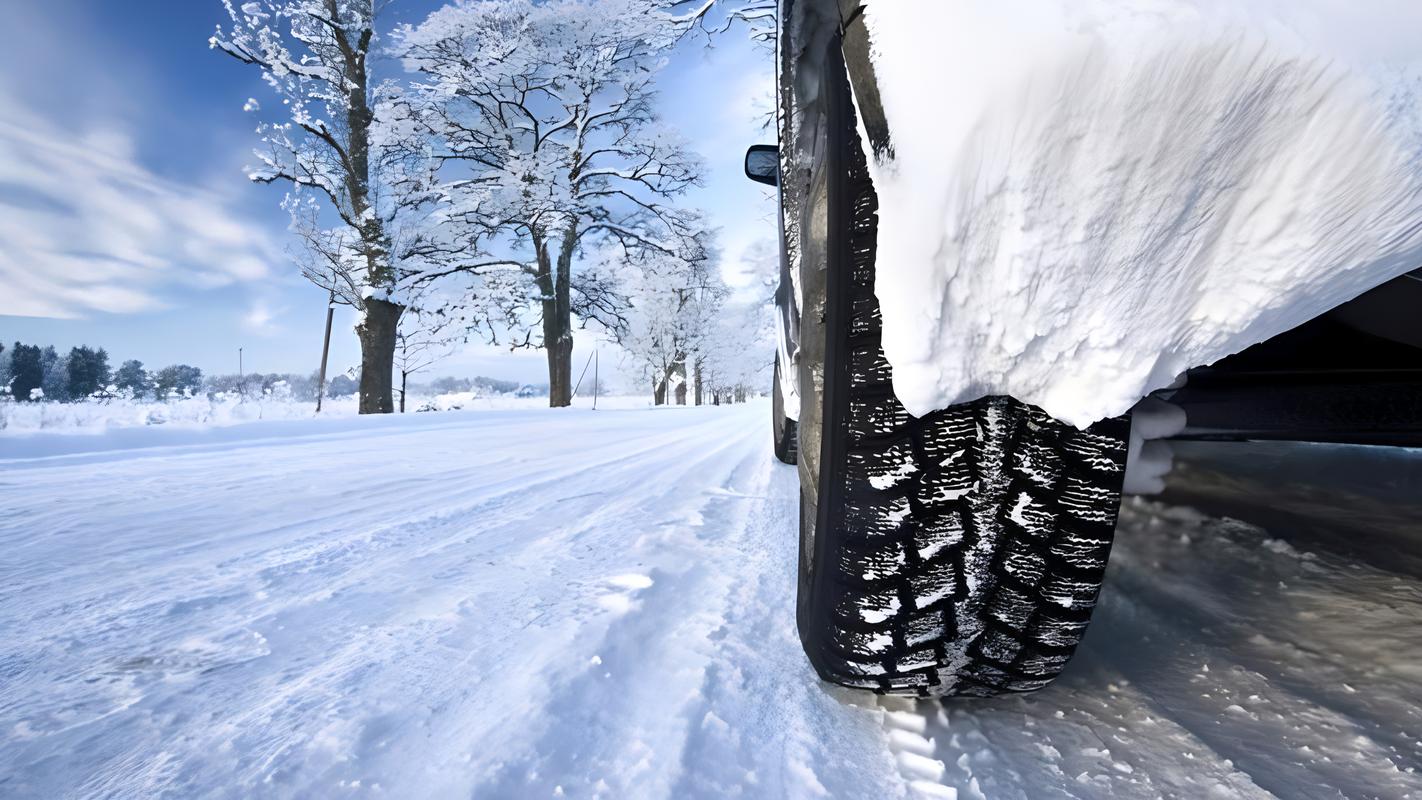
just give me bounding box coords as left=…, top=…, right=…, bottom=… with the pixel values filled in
left=593, top=350, right=599, bottom=411
left=315, top=290, right=336, bottom=413
left=238, top=347, right=244, bottom=399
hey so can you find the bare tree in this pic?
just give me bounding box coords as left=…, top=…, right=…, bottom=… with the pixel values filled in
left=699, top=296, right=774, bottom=404
left=393, top=308, right=459, bottom=413
left=398, top=0, right=708, bottom=407
left=212, top=0, right=447, bottom=413
left=615, top=245, right=727, bottom=405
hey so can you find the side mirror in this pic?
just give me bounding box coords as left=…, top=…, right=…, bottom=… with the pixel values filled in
left=744, top=144, right=778, bottom=186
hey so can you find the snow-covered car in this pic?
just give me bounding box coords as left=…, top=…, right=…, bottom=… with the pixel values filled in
left=747, top=0, right=1422, bottom=698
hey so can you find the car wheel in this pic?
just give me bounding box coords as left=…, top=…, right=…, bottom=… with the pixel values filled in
left=793, top=41, right=1132, bottom=697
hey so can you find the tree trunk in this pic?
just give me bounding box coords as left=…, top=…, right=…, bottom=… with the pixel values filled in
left=671, top=356, right=687, bottom=406
left=357, top=298, right=403, bottom=414
left=653, top=371, right=668, bottom=405
left=537, top=228, right=578, bottom=408
left=546, top=335, right=573, bottom=407
left=339, top=3, right=401, bottom=417
left=400, top=369, right=408, bottom=413
left=693, top=359, right=703, bottom=406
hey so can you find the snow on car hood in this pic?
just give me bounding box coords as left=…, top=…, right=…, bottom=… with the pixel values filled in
left=862, top=0, right=1422, bottom=428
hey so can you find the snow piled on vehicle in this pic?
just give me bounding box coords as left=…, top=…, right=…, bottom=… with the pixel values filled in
left=861, top=0, right=1422, bottom=428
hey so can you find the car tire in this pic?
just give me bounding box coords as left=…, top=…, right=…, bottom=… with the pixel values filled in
left=793, top=41, right=1132, bottom=698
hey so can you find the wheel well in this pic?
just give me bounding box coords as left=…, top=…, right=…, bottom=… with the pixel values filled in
left=1166, top=268, right=1422, bottom=446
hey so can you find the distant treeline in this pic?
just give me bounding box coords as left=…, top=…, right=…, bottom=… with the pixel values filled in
left=0, top=341, right=540, bottom=403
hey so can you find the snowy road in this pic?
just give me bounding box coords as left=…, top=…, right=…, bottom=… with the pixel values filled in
left=2, top=405, right=1420, bottom=799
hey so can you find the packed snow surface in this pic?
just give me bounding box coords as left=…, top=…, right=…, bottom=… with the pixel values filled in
left=863, top=0, right=1422, bottom=427
left=2, top=406, right=1421, bottom=798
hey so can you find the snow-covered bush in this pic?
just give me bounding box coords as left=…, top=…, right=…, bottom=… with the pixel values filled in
left=0, top=395, right=361, bottom=435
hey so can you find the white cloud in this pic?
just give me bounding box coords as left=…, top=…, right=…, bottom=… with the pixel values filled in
left=242, top=297, right=287, bottom=337
left=0, top=93, right=282, bottom=319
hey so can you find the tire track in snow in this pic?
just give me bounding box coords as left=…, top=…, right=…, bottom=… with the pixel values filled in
left=1085, top=502, right=1422, bottom=799
left=889, top=498, right=1422, bottom=800
left=464, top=444, right=773, bottom=798
left=147, top=418, right=756, bottom=796
left=668, top=458, right=913, bottom=800
left=0, top=407, right=771, bottom=798
left=347, top=419, right=775, bottom=798
left=0, top=409, right=735, bottom=651
left=6, top=408, right=1420, bottom=799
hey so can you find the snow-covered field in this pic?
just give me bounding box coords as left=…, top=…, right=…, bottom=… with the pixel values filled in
left=0, top=393, right=647, bottom=436
left=2, top=404, right=1419, bottom=798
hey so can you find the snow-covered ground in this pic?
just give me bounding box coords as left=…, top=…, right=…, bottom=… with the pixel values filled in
left=0, top=393, right=647, bottom=436
left=2, top=404, right=1419, bottom=798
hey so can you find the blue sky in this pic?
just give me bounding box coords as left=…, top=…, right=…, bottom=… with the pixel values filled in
left=0, top=1, right=774, bottom=387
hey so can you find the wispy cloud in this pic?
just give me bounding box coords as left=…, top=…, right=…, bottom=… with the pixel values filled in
left=241, top=297, right=288, bottom=337
left=0, top=93, right=282, bottom=319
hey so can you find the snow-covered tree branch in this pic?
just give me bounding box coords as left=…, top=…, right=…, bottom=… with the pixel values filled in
left=393, top=306, right=460, bottom=413
left=212, top=0, right=448, bottom=414
left=398, top=0, right=710, bottom=407
left=608, top=242, right=727, bottom=404
left=663, top=0, right=776, bottom=45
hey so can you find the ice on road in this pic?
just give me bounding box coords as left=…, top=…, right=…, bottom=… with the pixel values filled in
left=2, top=405, right=1419, bottom=798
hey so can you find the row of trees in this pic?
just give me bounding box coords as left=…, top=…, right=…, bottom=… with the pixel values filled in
left=0, top=340, right=547, bottom=406
left=0, top=343, right=206, bottom=403
left=212, top=0, right=774, bottom=414
left=614, top=245, right=774, bottom=406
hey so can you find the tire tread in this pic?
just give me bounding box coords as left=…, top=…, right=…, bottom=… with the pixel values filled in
left=801, top=54, right=1130, bottom=697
